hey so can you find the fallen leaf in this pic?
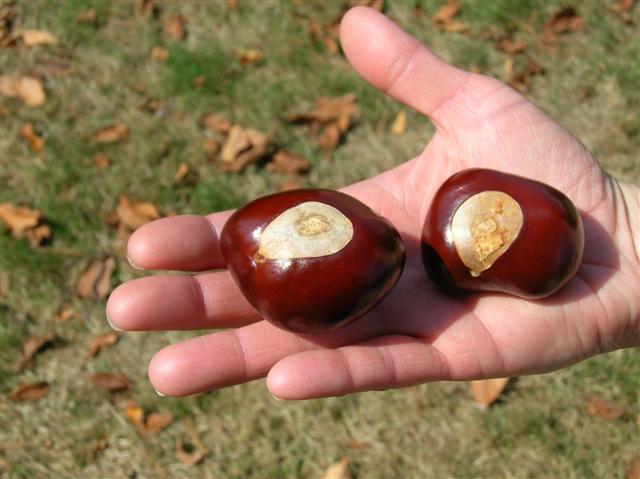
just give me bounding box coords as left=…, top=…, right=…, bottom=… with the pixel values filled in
left=93, top=153, right=110, bottom=168
left=322, top=458, right=351, bottom=479
left=266, top=150, right=309, bottom=174
left=145, top=411, right=174, bottom=434
left=176, top=439, right=205, bottom=465
left=164, top=14, right=186, bottom=41
left=89, top=372, right=131, bottom=392
left=609, top=0, right=636, bottom=24
left=10, top=382, right=49, bottom=401
left=76, top=9, right=97, bottom=24
left=0, top=74, right=18, bottom=97
left=586, top=394, right=626, bottom=420
left=432, top=0, right=461, bottom=23
left=318, top=122, right=341, bottom=150
left=202, top=138, right=219, bottom=160
left=192, top=75, right=206, bottom=88
left=349, top=0, right=384, bottom=11
left=16, top=76, right=46, bottom=107
left=139, top=0, right=156, bottom=17
left=150, top=45, right=169, bottom=61
left=497, top=38, right=528, bottom=55
left=226, top=0, right=237, bottom=8
left=11, top=333, right=56, bottom=372
left=506, top=56, right=545, bottom=92
left=203, top=113, right=231, bottom=134
left=94, top=123, right=128, bottom=143
left=76, top=256, right=116, bottom=300
left=19, top=122, right=44, bottom=153
left=140, top=97, right=165, bottom=114
left=432, top=0, right=468, bottom=32
left=90, top=437, right=108, bottom=460
left=289, top=94, right=358, bottom=150
left=235, top=49, right=264, bottom=65
left=25, top=224, right=50, bottom=247
left=278, top=179, right=301, bottom=191
left=219, top=124, right=270, bottom=172
left=0, top=203, right=40, bottom=236
left=544, top=7, right=583, bottom=40
left=21, top=29, right=58, bottom=46
left=115, top=195, right=160, bottom=230
left=173, top=162, right=190, bottom=185
left=56, top=305, right=76, bottom=321
left=88, top=332, right=119, bottom=357
left=627, top=457, right=640, bottom=479
left=390, top=110, right=407, bottom=135
left=470, top=378, right=510, bottom=408
left=125, top=400, right=145, bottom=428
left=0, top=3, right=17, bottom=47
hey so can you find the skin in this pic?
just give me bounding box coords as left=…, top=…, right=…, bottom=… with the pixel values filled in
left=106, top=7, right=640, bottom=400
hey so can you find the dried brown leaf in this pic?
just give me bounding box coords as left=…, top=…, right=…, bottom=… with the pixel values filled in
left=20, top=122, right=44, bottom=153
left=498, top=38, right=528, bottom=55
left=349, top=0, right=384, bottom=11
left=76, top=9, right=97, bottom=24
left=10, top=382, right=49, bottom=401
left=390, top=110, right=407, bottom=135
left=193, top=75, right=206, bottom=88
left=318, top=122, right=341, bottom=150
left=173, top=162, right=190, bottom=185
left=0, top=74, right=18, bottom=97
left=266, top=150, right=309, bottom=174
left=176, top=439, right=205, bottom=465
left=432, top=0, right=461, bottom=23
left=89, top=372, right=131, bottom=392
left=203, top=138, right=219, bottom=160
left=93, top=153, right=110, bottom=168
left=116, top=195, right=160, bottom=230
left=235, top=49, right=264, bottom=65
left=586, top=394, right=626, bottom=420
left=289, top=93, right=358, bottom=128
left=139, top=0, right=155, bottom=17
left=88, top=332, right=119, bottom=357
left=94, top=123, right=128, bottom=143
left=0, top=4, right=17, bottom=47
left=544, top=7, right=583, bottom=40
left=609, top=0, right=636, bottom=24
left=470, top=378, right=509, bottom=408
left=0, top=203, right=40, bottom=236
left=11, top=333, right=56, bottom=372
left=322, top=458, right=351, bottom=479
left=76, top=256, right=116, bottom=300
left=203, top=113, right=232, bottom=134
left=219, top=124, right=270, bottom=172
left=150, top=45, right=169, bottom=61
left=16, top=76, right=46, bottom=107
left=25, top=224, right=50, bottom=247
left=145, top=411, right=174, bottom=434
left=90, top=437, right=108, bottom=460
left=226, top=0, right=238, bottom=8
left=164, top=15, right=186, bottom=41
left=21, top=29, right=58, bottom=46
left=56, top=305, right=76, bottom=321
left=627, top=457, right=640, bottom=479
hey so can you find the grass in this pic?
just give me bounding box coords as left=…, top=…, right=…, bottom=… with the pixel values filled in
left=1, top=0, right=639, bottom=478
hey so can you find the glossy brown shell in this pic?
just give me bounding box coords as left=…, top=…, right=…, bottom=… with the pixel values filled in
left=221, top=189, right=406, bottom=333
left=421, top=169, right=584, bottom=299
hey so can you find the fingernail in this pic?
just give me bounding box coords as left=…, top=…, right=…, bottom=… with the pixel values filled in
left=126, top=254, right=144, bottom=271
left=154, top=387, right=166, bottom=397
left=271, top=394, right=283, bottom=401
left=106, top=310, right=124, bottom=332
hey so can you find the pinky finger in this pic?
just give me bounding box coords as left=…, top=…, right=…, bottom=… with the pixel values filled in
left=266, top=335, right=449, bottom=400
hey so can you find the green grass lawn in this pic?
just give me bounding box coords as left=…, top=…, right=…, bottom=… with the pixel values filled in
left=1, top=1, right=639, bottom=478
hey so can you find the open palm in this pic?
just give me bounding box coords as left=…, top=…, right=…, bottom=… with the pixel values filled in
left=107, top=7, right=639, bottom=399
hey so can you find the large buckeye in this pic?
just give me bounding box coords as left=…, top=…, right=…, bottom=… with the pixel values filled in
left=221, top=189, right=406, bottom=334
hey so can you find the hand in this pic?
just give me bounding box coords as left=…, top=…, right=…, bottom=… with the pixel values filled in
left=106, top=7, right=640, bottom=399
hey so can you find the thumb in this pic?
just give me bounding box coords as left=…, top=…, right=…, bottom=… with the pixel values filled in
left=340, top=6, right=468, bottom=126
